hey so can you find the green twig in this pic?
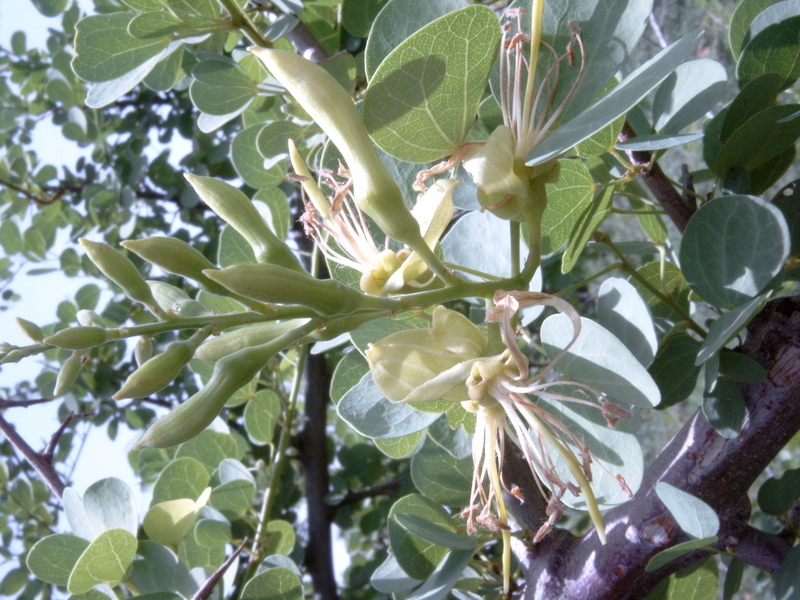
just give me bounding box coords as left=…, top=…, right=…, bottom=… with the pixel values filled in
left=219, top=0, right=272, bottom=48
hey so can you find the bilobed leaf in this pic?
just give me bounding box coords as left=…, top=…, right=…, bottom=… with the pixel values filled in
left=209, top=459, right=256, bottom=517
left=231, top=124, right=285, bottom=189
left=720, top=74, right=783, bottom=143
left=649, top=334, right=702, bottom=409
left=364, top=0, right=468, bottom=78
left=527, top=30, right=703, bottom=166
left=143, top=498, right=203, bottom=547
left=128, top=11, right=183, bottom=39
left=73, top=13, right=169, bottom=83
left=26, top=534, right=90, bottom=586
left=680, top=195, right=789, bottom=309
left=330, top=350, right=369, bottom=404
left=427, top=415, right=471, bottom=460
left=241, top=567, right=303, bottom=600
left=696, top=294, right=767, bottom=365
left=190, top=58, right=256, bottom=116
left=410, top=437, right=472, bottom=507
left=264, top=520, right=296, bottom=556
left=652, top=59, right=727, bottom=134
left=656, top=482, right=720, bottom=539
left=255, top=121, right=304, bottom=159
left=541, top=315, right=661, bottom=408
left=175, top=430, right=242, bottom=472
left=703, top=378, right=746, bottom=438
left=129, top=540, right=198, bottom=598
left=218, top=224, right=256, bottom=268
left=540, top=160, right=595, bottom=255
left=244, top=389, right=280, bottom=445
left=31, top=0, right=68, bottom=15
left=719, top=350, right=767, bottom=383
left=729, top=0, right=772, bottom=59
left=758, top=467, right=800, bottom=515
left=82, top=477, right=139, bottom=538
left=67, top=529, right=138, bottom=594
left=152, top=457, right=210, bottom=505
left=738, top=13, right=800, bottom=91
left=338, top=372, right=441, bottom=439
left=388, top=494, right=451, bottom=580
left=363, top=6, right=500, bottom=162
left=597, top=277, right=658, bottom=367
left=0, top=220, right=23, bottom=255
left=646, top=537, right=719, bottom=572
left=375, top=431, right=427, bottom=458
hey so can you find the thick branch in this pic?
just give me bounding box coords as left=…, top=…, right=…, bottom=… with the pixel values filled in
left=0, top=413, right=66, bottom=499
left=619, top=122, right=696, bottom=231
left=512, top=296, right=800, bottom=600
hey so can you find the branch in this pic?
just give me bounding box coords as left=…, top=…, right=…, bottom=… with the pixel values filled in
left=330, top=479, right=401, bottom=510
left=618, top=122, right=696, bottom=232
left=0, top=398, right=55, bottom=409
left=0, top=410, right=93, bottom=499
left=511, top=295, right=800, bottom=599
left=192, top=538, right=248, bottom=600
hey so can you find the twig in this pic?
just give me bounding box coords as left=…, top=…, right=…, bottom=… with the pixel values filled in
left=191, top=538, right=249, bottom=600
left=0, top=414, right=65, bottom=499
left=330, top=479, right=401, bottom=510
left=42, top=411, right=94, bottom=462
left=0, top=398, right=56, bottom=409
left=648, top=13, right=669, bottom=49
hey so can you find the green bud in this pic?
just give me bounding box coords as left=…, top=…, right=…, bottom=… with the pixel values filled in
left=204, top=264, right=394, bottom=316
left=148, top=281, right=210, bottom=318
left=184, top=174, right=304, bottom=273
left=113, top=329, right=209, bottom=400
left=195, top=319, right=310, bottom=361
left=79, top=238, right=157, bottom=309
left=135, top=339, right=282, bottom=448
left=76, top=310, right=104, bottom=327
left=250, top=48, right=425, bottom=249
left=16, top=318, right=43, bottom=342
left=44, top=326, right=110, bottom=350
left=135, top=336, right=153, bottom=366
left=54, top=351, right=84, bottom=396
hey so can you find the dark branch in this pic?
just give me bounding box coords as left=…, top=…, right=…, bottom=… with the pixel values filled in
left=43, top=411, right=94, bottom=462
left=192, top=538, right=248, bottom=600
left=0, top=397, right=56, bottom=409
left=511, top=295, right=800, bottom=599
left=0, top=413, right=65, bottom=499
left=618, top=122, right=696, bottom=231
left=331, top=479, right=401, bottom=510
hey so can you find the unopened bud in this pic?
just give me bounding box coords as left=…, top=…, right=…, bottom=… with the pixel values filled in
left=16, top=318, right=43, bottom=342
left=79, top=239, right=157, bottom=309
left=54, top=351, right=84, bottom=396
left=44, top=326, right=110, bottom=350
left=76, top=310, right=104, bottom=327
left=135, top=336, right=153, bottom=366
left=194, top=319, right=310, bottom=361
left=113, top=336, right=203, bottom=400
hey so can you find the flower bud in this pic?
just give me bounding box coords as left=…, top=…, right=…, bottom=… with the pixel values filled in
left=16, top=318, right=43, bottom=342
left=76, top=310, right=104, bottom=327
left=194, top=319, right=310, bottom=361
left=44, top=326, right=110, bottom=350
left=250, top=48, right=426, bottom=250
left=79, top=238, right=157, bottom=308
left=203, top=263, right=392, bottom=316
left=184, top=174, right=304, bottom=273
left=54, top=351, right=84, bottom=396
left=148, top=281, right=210, bottom=318
left=135, top=339, right=282, bottom=448
left=135, top=336, right=153, bottom=366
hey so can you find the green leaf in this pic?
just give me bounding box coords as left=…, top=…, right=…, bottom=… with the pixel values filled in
left=649, top=334, right=703, bottom=409
left=371, top=553, right=421, bottom=594
left=254, top=188, right=291, bottom=241
left=720, top=74, right=782, bottom=143
left=388, top=494, right=451, bottom=580
left=241, top=567, right=303, bottom=600
left=364, top=0, right=468, bottom=79
left=395, top=512, right=474, bottom=551
left=330, top=350, right=369, bottom=404
left=406, top=548, right=473, bottom=600
left=729, top=0, right=773, bottom=59
left=696, top=295, right=767, bottom=365
left=722, top=558, right=745, bottom=600
left=194, top=515, right=232, bottom=548
left=410, top=436, right=471, bottom=507
left=264, top=520, right=296, bottom=556
left=363, top=6, right=500, bottom=162
left=83, top=477, right=139, bottom=538
left=718, top=350, right=767, bottom=384
left=128, top=11, right=183, bottom=39
left=231, top=125, right=285, bottom=189
left=209, top=459, right=255, bottom=517
left=72, top=13, right=169, bottom=83
left=26, top=534, right=90, bottom=586
left=129, top=541, right=198, bottom=598
left=758, top=467, right=800, bottom=515
left=541, top=315, right=661, bottom=407
left=244, top=389, right=280, bottom=445
left=597, top=277, right=658, bottom=368
left=561, top=184, right=615, bottom=273
left=144, top=497, right=205, bottom=548
left=0, top=568, right=28, bottom=596
left=30, top=0, right=68, bottom=16
left=527, top=30, right=703, bottom=166
left=67, top=529, right=138, bottom=594
left=178, top=534, right=226, bottom=572
left=616, top=132, right=704, bottom=151
left=442, top=210, right=524, bottom=279
left=144, top=46, right=185, bottom=91
left=713, top=105, right=800, bottom=177
left=652, top=59, right=727, bottom=134
left=0, top=220, right=24, bottom=255
left=218, top=224, right=257, bottom=268
left=152, top=457, right=211, bottom=504
left=75, top=284, right=101, bottom=311
left=776, top=544, right=800, bottom=600
left=175, top=430, right=242, bottom=472
left=656, top=482, right=720, bottom=539
left=664, top=556, right=720, bottom=600
left=190, top=58, right=256, bottom=116
left=703, top=378, right=746, bottom=438
left=679, top=195, right=790, bottom=309
left=427, top=416, right=471, bottom=460
left=375, top=431, right=427, bottom=459
left=539, top=160, right=596, bottom=255
left=338, top=372, right=441, bottom=439
left=646, top=536, right=719, bottom=572
left=631, top=261, right=691, bottom=330
left=738, top=14, right=800, bottom=91
left=164, top=0, right=219, bottom=23
left=255, top=121, right=304, bottom=160
left=342, top=0, right=390, bottom=38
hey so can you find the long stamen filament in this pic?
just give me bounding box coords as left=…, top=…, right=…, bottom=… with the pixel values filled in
left=485, top=416, right=512, bottom=595
left=520, top=0, right=546, bottom=141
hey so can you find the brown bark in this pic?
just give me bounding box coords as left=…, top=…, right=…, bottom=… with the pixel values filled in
left=509, top=296, right=800, bottom=600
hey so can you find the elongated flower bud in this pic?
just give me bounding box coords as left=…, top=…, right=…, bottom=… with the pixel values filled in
left=121, top=237, right=223, bottom=290
left=249, top=48, right=425, bottom=249
left=135, top=336, right=153, bottom=366
left=184, top=175, right=304, bottom=273
left=135, top=339, right=281, bottom=448
left=113, top=327, right=211, bottom=400
left=79, top=239, right=157, bottom=308
left=204, top=264, right=394, bottom=316
left=16, top=318, right=43, bottom=342
left=44, top=326, right=110, bottom=350
left=148, top=281, right=210, bottom=318
left=195, top=319, right=309, bottom=361
left=54, top=351, right=83, bottom=396
left=76, top=310, right=104, bottom=327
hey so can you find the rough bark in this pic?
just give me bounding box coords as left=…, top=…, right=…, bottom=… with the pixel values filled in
left=508, top=295, right=800, bottom=600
